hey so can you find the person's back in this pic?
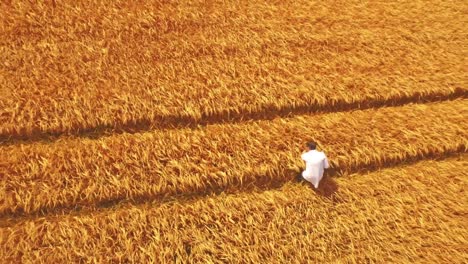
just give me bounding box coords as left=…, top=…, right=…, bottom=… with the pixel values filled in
left=301, top=142, right=330, bottom=188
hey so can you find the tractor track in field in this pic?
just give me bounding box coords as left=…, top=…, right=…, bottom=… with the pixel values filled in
left=0, top=147, right=465, bottom=229
left=0, top=88, right=466, bottom=147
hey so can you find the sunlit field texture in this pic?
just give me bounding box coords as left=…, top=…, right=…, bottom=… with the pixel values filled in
left=0, top=0, right=467, bottom=263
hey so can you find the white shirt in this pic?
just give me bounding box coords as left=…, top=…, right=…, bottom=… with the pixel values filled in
left=301, top=150, right=330, bottom=188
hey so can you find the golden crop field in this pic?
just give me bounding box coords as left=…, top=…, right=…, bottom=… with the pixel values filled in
left=1, top=157, right=467, bottom=263
left=0, top=0, right=467, bottom=263
left=1, top=100, right=467, bottom=216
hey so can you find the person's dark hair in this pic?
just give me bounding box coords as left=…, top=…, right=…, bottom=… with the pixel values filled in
left=306, top=141, right=317, bottom=150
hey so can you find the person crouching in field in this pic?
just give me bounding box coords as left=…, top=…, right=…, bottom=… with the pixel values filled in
left=298, top=141, right=330, bottom=188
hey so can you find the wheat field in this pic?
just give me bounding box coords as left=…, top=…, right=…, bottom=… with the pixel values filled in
left=0, top=0, right=467, bottom=263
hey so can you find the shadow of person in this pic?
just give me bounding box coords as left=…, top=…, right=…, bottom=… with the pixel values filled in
left=296, top=170, right=339, bottom=200
left=313, top=175, right=339, bottom=199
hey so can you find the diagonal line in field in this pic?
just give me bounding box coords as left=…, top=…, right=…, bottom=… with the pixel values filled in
left=0, top=88, right=466, bottom=146
left=0, top=148, right=465, bottom=228
left=1, top=99, right=466, bottom=220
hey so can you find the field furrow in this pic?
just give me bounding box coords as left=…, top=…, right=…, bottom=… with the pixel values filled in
left=1, top=100, right=466, bottom=216
left=1, top=0, right=466, bottom=140
left=1, top=90, right=466, bottom=146
left=1, top=156, right=466, bottom=263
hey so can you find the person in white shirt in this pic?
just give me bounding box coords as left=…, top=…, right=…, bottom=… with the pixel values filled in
left=299, top=142, right=330, bottom=188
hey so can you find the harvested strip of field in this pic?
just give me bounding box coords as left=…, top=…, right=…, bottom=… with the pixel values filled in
left=1, top=0, right=466, bottom=139
left=1, top=156, right=466, bottom=263
left=1, top=100, right=466, bottom=216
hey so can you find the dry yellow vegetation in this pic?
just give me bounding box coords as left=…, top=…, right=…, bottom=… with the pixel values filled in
left=1, top=100, right=466, bottom=216
left=1, top=156, right=466, bottom=263
left=0, top=0, right=466, bottom=139
left=0, top=0, right=467, bottom=263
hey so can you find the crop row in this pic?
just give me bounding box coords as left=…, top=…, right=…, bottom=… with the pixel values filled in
left=1, top=100, right=466, bottom=216
left=1, top=0, right=466, bottom=139
left=1, top=156, right=466, bottom=263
